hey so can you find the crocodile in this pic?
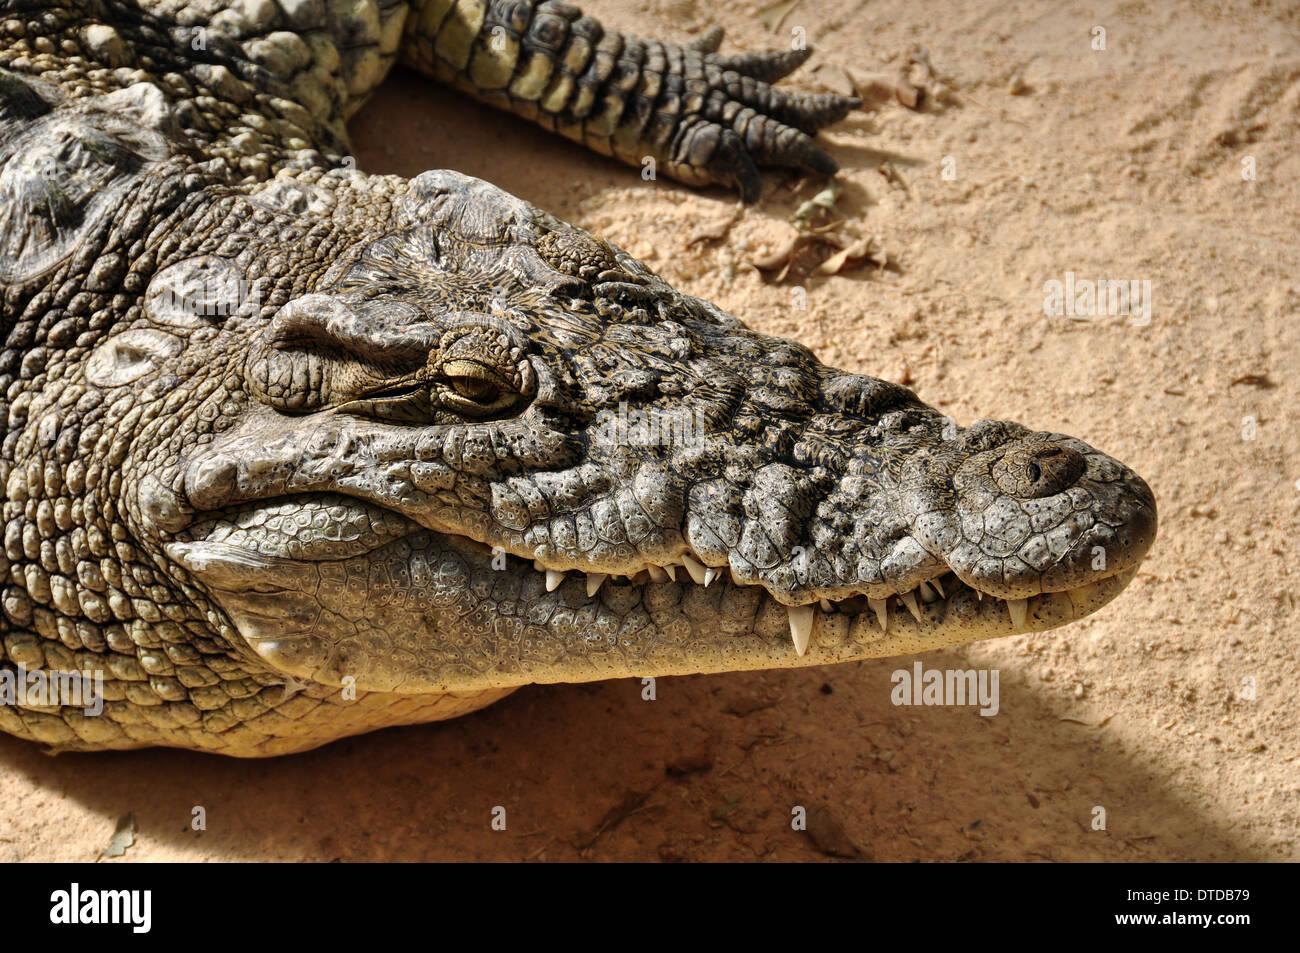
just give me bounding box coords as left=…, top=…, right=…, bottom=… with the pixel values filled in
left=0, top=0, right=1156, bottom=756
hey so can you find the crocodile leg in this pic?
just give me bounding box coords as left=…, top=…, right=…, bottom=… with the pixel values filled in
left=400, top=0, right=861, bottom=200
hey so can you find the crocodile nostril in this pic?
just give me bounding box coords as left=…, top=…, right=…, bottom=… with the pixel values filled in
left=993, top=443, right=1086, bottom=498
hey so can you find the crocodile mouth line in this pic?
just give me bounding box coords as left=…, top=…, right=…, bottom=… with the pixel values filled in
left=180, top=493, right=1140, bottom=661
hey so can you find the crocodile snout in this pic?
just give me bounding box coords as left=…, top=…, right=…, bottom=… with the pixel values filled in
left=941, top=432, right=1155, bottom=597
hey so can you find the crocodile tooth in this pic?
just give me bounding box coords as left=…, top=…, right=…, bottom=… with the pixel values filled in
left=1007, top=597, right=1028, bottom=632
left=681, top=554, right=708, bottom=585
left=918, top=581, right=937, bottom=602
left=545, top=570, right=565, bottom=592
left=819, top=598, right=834, bottom=613
left=586, top=573, right=607, bottom=597
left=704, top=568, right=721, bottom=587
left=788, top=605, right=814, bottom=656
left=663, top=564, right=677, bottom=581
left=900, top=589, right=923, bottom=622
left=976, top=590, right=983, bottom=601
left=930, top=577, right=945, bottom=597
left=647, top=565, right=669, bottom=583
left=868, top=597, right=888, bottom=632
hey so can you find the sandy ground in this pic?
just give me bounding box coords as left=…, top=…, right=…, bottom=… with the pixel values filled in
left=3, top=0, right=1297, bottom=862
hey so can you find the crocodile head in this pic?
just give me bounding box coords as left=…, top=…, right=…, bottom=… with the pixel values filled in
left=140, top=171, right=1156, bottom=697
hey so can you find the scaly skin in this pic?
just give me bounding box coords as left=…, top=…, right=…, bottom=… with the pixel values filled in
left=0, top=0, right=1156, bottom=755
left=400, top=0, right=856, bottom=199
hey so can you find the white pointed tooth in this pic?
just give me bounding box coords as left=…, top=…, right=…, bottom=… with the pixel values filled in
left=819, top=598, right=834, bottom=613
left=663, top=564, right=677, bottom=581
left=900, top=590, right=923, bottom=622
left=545, top=570, right=565, bottom=592
left=586, top=573, right=607, bottom=597
left=681, top=554, right=708, bottom=585
left=976, top=590, right=983, bottom=601
left=647, top=565, right=669, bottom=583
left=1007, top=597, right=1028, bottom=632
left=918, top=581, right=937, bottom=602
left=868, top=597, right=888, bottom=632
left=930, top=576, right=945, bottom=597
left=788, top=605, right=814, bottom=656
left=704, top=568, right=721, bottom=587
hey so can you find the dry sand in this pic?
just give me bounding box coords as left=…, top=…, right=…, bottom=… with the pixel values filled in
left=2, top=0, right=1296, bottom=861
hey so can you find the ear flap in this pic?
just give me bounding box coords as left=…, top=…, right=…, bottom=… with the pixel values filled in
left=0, top=75, right=175, bottom=285
left=84, top=328, right=183, bottom=388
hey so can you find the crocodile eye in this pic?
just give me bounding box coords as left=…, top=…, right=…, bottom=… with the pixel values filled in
left=448, top=375, right=501, bottom=403
left=439, top=358, right=515, bottom=412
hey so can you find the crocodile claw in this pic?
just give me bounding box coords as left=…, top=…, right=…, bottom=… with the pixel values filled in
left=674, top=45, right=860, bottom=202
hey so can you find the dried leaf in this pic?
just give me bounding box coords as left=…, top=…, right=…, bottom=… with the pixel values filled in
left=98, top=812, right=136, bottom=860
left=790, top=182, right=841, bottom=228
left=816, top=246, right=853, bottom=275
left=758, top=0, right=801, bottom=33
left=750, top=233, right=803, bottom=270
left=815, top=237, right=875, bottom=275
